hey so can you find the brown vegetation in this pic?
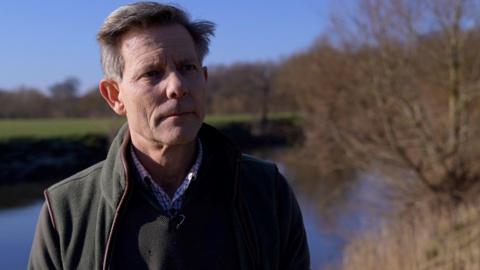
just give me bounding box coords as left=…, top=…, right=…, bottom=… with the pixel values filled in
left=289, top=0, right=480, bottom=268
left=0, top=77, right=114, bottom=118
left=206, top=61, right=297, bottom=121
left=278, top=0, right=480, bottom=206
left=273, top=0, right=480, bottom=268
left=343, top=198, right=480, bottom=270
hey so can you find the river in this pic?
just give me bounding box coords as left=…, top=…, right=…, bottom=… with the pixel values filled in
left=0, top=151, right=377, bottom=269
left=0, top=196, right=342, bottom=269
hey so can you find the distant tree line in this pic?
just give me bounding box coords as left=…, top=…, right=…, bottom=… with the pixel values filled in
left=0, top=78, right=113, bottom=118
left=0, top=63, right=298, bottom=119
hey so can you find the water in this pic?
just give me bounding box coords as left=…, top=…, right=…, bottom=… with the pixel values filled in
left=0, top=155, right=381, bottom=269
left=300, top=199, right=346, bottom=269
left=0, top=201, right=42, bottom=270
left=0, top=198, right=337, bottom=269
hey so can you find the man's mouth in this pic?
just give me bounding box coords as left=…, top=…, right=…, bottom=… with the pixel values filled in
left=166, top=111, right=192, bottom=117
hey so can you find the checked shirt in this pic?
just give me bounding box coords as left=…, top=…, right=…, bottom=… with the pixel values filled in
left=130, top=139, right=203, bottom=216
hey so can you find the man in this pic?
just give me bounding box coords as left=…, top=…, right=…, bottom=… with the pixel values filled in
left=29, top=2, right=310, bottom=269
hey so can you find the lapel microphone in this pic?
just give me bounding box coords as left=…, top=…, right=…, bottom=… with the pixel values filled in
left=169, top=213, right=186, bottom=231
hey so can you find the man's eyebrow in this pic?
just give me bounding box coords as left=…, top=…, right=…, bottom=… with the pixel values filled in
left=134, top=57, right=166, bottom=71
left=176, top=57, right=200, bottom=65
left=141, top=63, right=163, bottom=70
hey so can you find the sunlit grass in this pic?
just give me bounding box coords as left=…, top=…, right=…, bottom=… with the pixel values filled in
left=206, top=112, right=300, bottom=126
left=0, top=118, right=125, bottom=140
left=0, top=113, right=300, bottom=140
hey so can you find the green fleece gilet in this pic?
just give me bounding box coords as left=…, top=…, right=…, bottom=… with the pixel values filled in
left=29, top=123, right=310, bottom=270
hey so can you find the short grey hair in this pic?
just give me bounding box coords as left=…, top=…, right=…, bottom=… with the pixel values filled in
left=97, top=2, right=216, bottom=81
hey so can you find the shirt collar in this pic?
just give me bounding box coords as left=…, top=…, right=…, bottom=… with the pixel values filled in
left=130, top=138, right=203, bottom=188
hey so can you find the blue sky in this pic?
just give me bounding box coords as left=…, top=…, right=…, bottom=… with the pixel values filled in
left=0, top=1, right=335, bottom=92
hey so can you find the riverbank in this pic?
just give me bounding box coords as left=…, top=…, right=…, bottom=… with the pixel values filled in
left=0, top=116, right=303, bottom=208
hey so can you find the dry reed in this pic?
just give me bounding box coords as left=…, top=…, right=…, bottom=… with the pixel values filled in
left=341, top=198, right=480, bottom=270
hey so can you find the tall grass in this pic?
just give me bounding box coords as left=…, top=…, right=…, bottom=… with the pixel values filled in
left=342, top=198, right=480, bottom=270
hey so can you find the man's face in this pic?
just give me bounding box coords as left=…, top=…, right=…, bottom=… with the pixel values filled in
left=116, top=24, right=207, bottom=146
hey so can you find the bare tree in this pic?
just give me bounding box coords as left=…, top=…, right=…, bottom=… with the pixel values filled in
left=0, top=87, right=51, bottom=118
left=49, top=77, right=80, bottom=117
left=321, top=0, right=480, bottom=204
left=207, top=62, right=278, bottom=119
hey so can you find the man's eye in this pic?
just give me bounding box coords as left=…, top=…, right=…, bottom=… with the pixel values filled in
left=143, top=70, right=161, bottom=77
left=179, top=64, right=198, bottom=72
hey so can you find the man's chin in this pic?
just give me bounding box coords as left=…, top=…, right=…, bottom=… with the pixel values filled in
left=152, top=122, right=201, bottom=145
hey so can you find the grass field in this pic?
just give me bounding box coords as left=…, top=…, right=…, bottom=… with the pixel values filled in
left=0, top=118, right=126, bottom=140
left=0, top=113, right=300, bottom=140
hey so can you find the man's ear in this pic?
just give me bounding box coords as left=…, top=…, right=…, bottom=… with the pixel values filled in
left=202, top=66, right=208, bottom=81
left=99, top=79, right=126, bottom=116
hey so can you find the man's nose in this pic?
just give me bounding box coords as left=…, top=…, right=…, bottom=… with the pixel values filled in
left=165, top=71, right=187, bottom=99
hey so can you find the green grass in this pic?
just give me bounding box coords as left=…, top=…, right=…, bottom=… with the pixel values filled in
left=206, top=112, right=301, bottom=127
left=0, top=118, right=126, bottom=140
left=0, top=113, right=300, bottom=140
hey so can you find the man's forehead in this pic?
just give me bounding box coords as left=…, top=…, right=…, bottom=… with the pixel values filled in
left=119, top=26, right=199, bottom=74
left=120, top=24, right=194, bottom=50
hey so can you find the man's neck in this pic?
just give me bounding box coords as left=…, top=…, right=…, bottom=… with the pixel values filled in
left=131, top=136, right=197, bottom=196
